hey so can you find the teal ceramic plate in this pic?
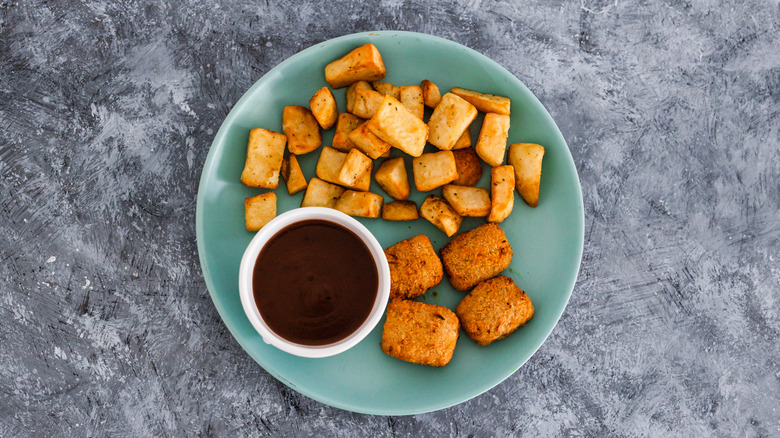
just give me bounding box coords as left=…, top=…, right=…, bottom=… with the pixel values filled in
left=196, top=31, right=583, bottom=415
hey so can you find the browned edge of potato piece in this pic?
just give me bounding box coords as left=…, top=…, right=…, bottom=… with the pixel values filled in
left=399, top=85, right=424, bottom=119
left=420, top=79, right=442, bottom=108
left=282, top=105, right=321, bottom=155
left=334, top=190, right=383, bottom=218
left=508, top=143, right=545, bottom=207
left=374, top=156, right=410, bottom=200
left=349, top=163, right=372, bottom=192
left=475, top=113, right=511, bottom=167
left=452, top=128, right=472, bottom=150
left=280, top=154, right=308, bottom=195
left=420, top=195, right=463, bottom=237
left=244, top=192, right=277, bottom=232
left=332, top=112, right=365, bottom=152
left=337, top=149, right=373, bottom=187
left=427, top=93, right=478, bottom=151
left=452, top=147, right=483, bottom=186
left=240, top=128, right=287, bottom=189
left=367, top=96, right=428, bottom=157
left=382, top=200, right=419, bottom=221
left=412, top=150, right=458, bottom=192
left=442, top=185, right=491, bottom=217
left=301, top=178, right=345, bottom=208
left=315, top=146, right=347, bottom=184
left=325, top=44, right=386, bottom=89
left=348, top=122, right=392, bottom=159
left=451, top=87, right=511, bottom=115
left=488, top=165, right=515, bottom=223
left=372, top=80, right=401, bottom=100
left=309, top=87, right=338, bottom=130
left=346, top=81, right=372, bottom=114
left=351, top=88, right=385, bottom=119
left=315, top=146, right=371, bottom=191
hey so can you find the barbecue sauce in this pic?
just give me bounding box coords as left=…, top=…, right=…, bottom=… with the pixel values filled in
left=252, top=220, right=378, bottom=345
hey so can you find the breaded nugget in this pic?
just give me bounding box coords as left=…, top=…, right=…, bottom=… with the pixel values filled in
left=385, top=235, right=443, bottom=300
left=440, top=223, right=512, bottom=291
left=455, top=276, right=534, bottom=346
left=381, top=300, right=460, bottom=367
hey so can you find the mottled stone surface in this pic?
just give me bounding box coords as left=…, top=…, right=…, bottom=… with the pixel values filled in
left=1, top=0, right=778, bottom=436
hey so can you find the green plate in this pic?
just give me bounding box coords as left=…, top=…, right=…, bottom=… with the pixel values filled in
left=196, top=31, right=583, bottom=415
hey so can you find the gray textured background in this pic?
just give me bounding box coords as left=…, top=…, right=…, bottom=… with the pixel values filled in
left=1, top=0, right=779, bottom=436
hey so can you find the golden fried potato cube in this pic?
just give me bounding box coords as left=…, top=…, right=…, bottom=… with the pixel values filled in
left=367, top=96, right=429, bottom=157
left=280, top=154, right=308, bottom=195
left=412, top=150, right=458, bottom=192
left=334, top=190, right=383, bottom=218
left=282, top=106, right=321, bottom=155
left=382, top=200, right=419, bottom=221
left=309, top=87, right=338, bottom=130
left=475, top=113, right=510, bottom=167
left=345, top=81, right=372, bottom=114
left=375, top=157, right=410, bottom=200
left=453, top=128, right=472, bottom=150
left=301, top=178, right=345, bottom=208
left=325, top=44, right=386, bottom=89
left=451, top=87, right=511, bottom=115
left=455, top=276, right=534, bottom=346
left=372, top=80, right=401, bottom=99
left=399, top=85, right=424, bottom=119
left=442, top=185, right=491, bottom=217
left=508, top=143, right=545, bottom=207
left=385, top=234, right=442, bottom=299
left=420, top=195, right=462, bottom=237
left=240, top=128, right=287, bottom=189
left=351, top=88, right=385, bottom=119
left=338, top=149, right=373, bottom=187
left=427, top=93, right=478, bottom=151
left=315, top=146, right=347, bottom=184
left=452, top=147, right=483, bottom=186
left=440, top=223, right=512, bottom=291
left=488, top=165, right=515, bottom=223
left=351, top=165, right=372, bottom=191
left=244, top=192, right=277, bottom=232
left=420, top=79, right=442, bottom=108
left=315, top=146, right=371, bottom=191
left=348, top=122, right=391, bottom=159
left=355, top=165, right=372, bottom=191
left=380, top=300, right=459, bottom=367
left=332, top=112, right=365, bottom=152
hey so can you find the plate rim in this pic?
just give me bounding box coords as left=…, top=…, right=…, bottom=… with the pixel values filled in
left=196, top=30, right=584, bottom=415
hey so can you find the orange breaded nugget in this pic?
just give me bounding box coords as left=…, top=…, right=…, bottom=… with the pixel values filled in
left=455, top=276, right=534, bottom=346
left=385, top=235, right=443, bottom=300
left=380, top=300, right=460, bottom=367
left=440, top=223, right=512, bottom=291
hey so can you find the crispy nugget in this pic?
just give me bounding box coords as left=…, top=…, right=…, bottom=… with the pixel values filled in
left=440, top=223, right=512, bottom=291
left=380, top=300, right=460, bottom=367
left=456, top=276, right=534, bottom=346
left=385, top=235, right=443, bottom=300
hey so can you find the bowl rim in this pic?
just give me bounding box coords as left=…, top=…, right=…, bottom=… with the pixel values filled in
left=238, top=207, right=391, bottom=358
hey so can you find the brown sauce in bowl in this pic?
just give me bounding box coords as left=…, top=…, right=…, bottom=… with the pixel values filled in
left=252, top=220, right=378, bottom=346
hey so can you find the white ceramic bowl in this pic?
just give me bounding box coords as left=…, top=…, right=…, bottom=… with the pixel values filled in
left=238, top=207, right=390, bottom=358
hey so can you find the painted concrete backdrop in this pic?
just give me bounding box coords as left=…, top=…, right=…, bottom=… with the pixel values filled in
left=1, top=0, right=778, bottom=436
